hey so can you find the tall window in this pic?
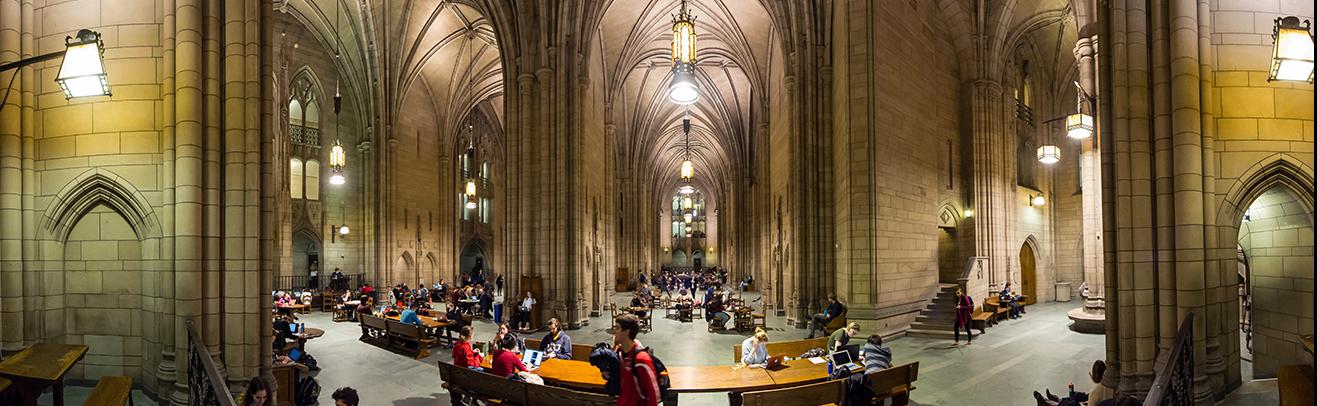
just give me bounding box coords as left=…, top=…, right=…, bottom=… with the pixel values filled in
left=305, top=160, right=320, bottom=200
left=290, top=158, right=304, bottom=199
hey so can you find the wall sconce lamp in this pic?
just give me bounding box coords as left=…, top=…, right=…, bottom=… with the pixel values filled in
left=1029, top=194, right=1046, bottom=207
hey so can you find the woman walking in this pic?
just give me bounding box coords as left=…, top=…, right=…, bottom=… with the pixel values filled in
left=953, top=288, right=974, bottom=345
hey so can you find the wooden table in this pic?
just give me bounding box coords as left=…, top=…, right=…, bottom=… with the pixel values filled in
left=292, top=327, right=325, bottom=350
left=762, top=359, right=831, bottom=387
left=0, top=343, right=89, bottom=406
left=386, top=313, right=456, bottom=343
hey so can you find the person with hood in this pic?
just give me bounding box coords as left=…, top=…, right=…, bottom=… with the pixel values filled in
left=540, top=318, right=574, bottom=360
left=842, top=334, right=893, bottom=406
left=588, top=342, right=622, bottom=396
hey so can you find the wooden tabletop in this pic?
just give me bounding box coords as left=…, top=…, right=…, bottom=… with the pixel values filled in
left=294, top=328, right=326, bottom=340
left=0, top=377, right=10, bottom=393
left=0, top=343, right=89, bottom=383
left=668, top=364, right=776, bottom=393
left=763, top=359, right=830, bottom=387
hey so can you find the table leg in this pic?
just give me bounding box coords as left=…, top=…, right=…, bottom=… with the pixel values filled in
left=53, top=380, right=64, bottom=406
left=13, top=382, right=42, bottom=406
left=726, top=392, right=744, bottom=406
left=662, top=391, right=679, bottom=406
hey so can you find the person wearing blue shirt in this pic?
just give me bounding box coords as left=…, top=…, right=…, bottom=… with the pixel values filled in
left=400, top=303, right=422, bottom=326
left=806, top=293, right=846, bottom=339
left=741, top=328, right=770, bottom=367
left=1000, top=282, right=1021, bottom=319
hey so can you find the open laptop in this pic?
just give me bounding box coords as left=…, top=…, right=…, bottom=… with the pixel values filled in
left=829, top=350, right=862, bottom=374
left=521, top=349, right=545, bottom=369
left=765, top=354, right=787, bottom=370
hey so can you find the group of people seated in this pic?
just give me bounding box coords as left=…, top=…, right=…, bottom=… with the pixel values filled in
left=1031, top=360, right=1143, bottom=406
left=651, top=266, right=729, bottom=297
left=240, top=376, right=359, bottom=406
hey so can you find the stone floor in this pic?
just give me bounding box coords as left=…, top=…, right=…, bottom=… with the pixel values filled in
left=32, top=293, right=1282, bottom=405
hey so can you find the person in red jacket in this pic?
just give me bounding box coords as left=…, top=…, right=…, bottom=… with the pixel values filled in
left=490, top=334, right=534, bottom=378
left=613, top=314, right=659, bottom=406
left=451, top=326, right=482, bottom=370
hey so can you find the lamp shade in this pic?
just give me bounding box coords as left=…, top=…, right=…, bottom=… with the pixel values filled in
left=679, top=185, right=695, bottom=194
left=680, top=159, right=694, bottom=179
left=339, top=224, right=350, bottom=235
left=669, top=65, right=699, bottom=105
left=465, top=196, right=477, bottom=210
left=329, top=170, right=345, bottom=185
left=671, top=10, right=697, bottom=65
left=465, top=180, right=477, bottom=196
left=682, top=197, right=693, bottom=210
left=55, top=29, right=111, bottom=99
left=1037, top=145, right=1061, bottom=164
left=1031, top=195, right=1046, bottom=206
left=1269, top=17, right=1315, bottom=82
left=1065, top=113, right=1094, bottom=139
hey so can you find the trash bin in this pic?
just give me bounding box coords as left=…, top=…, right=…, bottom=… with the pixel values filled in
left=494, top=302, right=504, bottom=323
left=1055, top=282, right=1072, bottom=302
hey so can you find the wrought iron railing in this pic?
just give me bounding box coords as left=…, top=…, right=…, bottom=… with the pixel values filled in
left=289, top=124, right=321, bottom=146
left=186, top=320, right=238, bottom=406
left=1144, top=312, right=1194, bottom=406
left=1015, top=99, right=1034, bottom=124
left=275, top=272, right=366, bottom=292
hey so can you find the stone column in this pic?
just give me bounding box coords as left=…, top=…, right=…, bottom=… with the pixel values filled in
left=969, top=79, right=1009, bottom=295
left=0, top=0, right=24, bottom=350
left=172, top=0, right=206, bottom=403
left=1074, top=36, right=1105, bottom=297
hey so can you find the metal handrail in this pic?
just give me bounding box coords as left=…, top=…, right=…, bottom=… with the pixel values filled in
left=1144, top=312, right=1195, bottom=406
left=186, top=320, right=239, bottom=406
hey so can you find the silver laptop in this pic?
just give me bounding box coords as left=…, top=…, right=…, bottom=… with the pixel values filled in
left=521, top=349, right=545, bottom=369
left=829, top=350, right=862, bottom=373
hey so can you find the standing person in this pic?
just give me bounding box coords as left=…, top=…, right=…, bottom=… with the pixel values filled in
left=806, top=294, right=846, bottom=339
left=613, top=314, right=660, bottom=406
left=540, top=318, right=574, bottom=360
left=954, top=288, right=974, bottom=345
left=740, top=328, right=770, bottom=367
left=496, top=274, right=504, bottom=295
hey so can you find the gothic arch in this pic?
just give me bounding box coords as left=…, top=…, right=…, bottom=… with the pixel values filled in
left=937, top=202, right=963, bottom=229
left=42, top=168, right=160, bottom=242
left=1217, top=154, right=1315, bottom=229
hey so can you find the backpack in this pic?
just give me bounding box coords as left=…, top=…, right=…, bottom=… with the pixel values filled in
left=635, top=348, right=671, bottom=399
left=295, top=376, right=320, bottom=406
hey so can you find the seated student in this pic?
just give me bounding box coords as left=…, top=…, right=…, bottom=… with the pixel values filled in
left=1001, top=282, right=1022, bottom=319
left=707, top=293, right=730, bottom=329
left=1034, top=360, right=1114, bottom=406
left=241, top=377, right=272, bottom=406
left=514, top=291, right=536, bottom=330
left=399, top=303, right=422, bottom=326
left=478, top=287, right=494, bottom=318
left=860, top=334, right=892, bottom=373
left=540, top=318, right=573, bottom=360
left=492, top=322, right=526, bottom=354
left=741, top=328, right=770, bottom=367
left=354, top=296, right=373, bottom=317
left=451, top=326, right=482, bottom=370
left=807, top=293, right=846, bottom=339
left=491, top=335, right=536, bottom=378
left=331, top=387, right=359, bottom=406
left=630, top=294, right=649, bottom=319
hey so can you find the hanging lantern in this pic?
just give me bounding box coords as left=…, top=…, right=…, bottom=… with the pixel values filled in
left=328, top=139, right=347, bottom=185
left=1065, top=112, right=1094, bottom=139
left=679, top=184, right=695, bottom=194
left=465, top=195, right=477, bottom=210
left=55, top=30, right=111, bottom=99
left=465, top=179, right=477, bottom=196
left=680, top=159, right=694, bottom=180
left=669, top=0, right=699, bottom=105
left=682, top=196, right=693, bottom=210
left=1268, top=16, right=1315, bottom=83
left=1037, top=144, right=1060, bottom=164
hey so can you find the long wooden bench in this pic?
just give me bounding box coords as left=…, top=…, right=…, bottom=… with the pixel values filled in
left=733, top=336, right=828, bottom=363
left=84, top=375, right=134, bottom=406
left=386, top=319, right=437, bottom=359
left=1278, top=364, right=1314, bottom=406
left=359, top=314, right=389, bottom=342
left=523, top=338, right=594, bottom=361
left=741, top=378, right=845, bottom=406
left=867, top=361, right=919, bottom=405
left=438, top=360, right=615, bottom=406
left=970, top=306, right=992, bottom=332
left=983, top=297, right=1009, bottom=321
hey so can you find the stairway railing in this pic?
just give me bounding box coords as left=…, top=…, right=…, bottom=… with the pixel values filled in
left=1144, top=312, right=1194, bottom=406
left=187, top=320, right=238, bottom=406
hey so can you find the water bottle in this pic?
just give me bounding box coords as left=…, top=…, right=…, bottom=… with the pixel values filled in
left=826, top=359, right=834, bottom=376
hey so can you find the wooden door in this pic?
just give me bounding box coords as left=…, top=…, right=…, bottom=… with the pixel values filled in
left=616, top=266, right=629, bottom=292
left=520, top=275, right=544, bottom=330
left=1019, top=243, right=1037, bottom=305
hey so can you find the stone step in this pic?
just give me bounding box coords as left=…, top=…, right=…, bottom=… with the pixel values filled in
left=910, top=320, right=954, bottom=330
left=914, top=314, right=954, bottom=324
left=905, top=328, right=956, bottom=339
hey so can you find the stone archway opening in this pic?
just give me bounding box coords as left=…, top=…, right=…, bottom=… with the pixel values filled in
left=459, top=240, right=487, bottom=285
left=1234, top=185, right=1314, bottom=379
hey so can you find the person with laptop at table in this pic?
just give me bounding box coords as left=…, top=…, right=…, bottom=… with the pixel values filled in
left=540, top=318, right=574, bottom=360
left=399, top=302, right=423, bottom=326
left=829, top=322, right=861, bottom=357
left=741, top=327, right=783, bottom=368
left=491, top=334, right=538, bottom=378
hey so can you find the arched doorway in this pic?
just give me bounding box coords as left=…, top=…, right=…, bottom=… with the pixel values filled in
left=292, top=230, right=320, bottom=289
left=392, top=252, right=414, bottom=287
left=672, top=249, right=688, bottom=266
left=1234, top=185, right=1313, bottom=379
left=459, top=240, right=487, bottom=284
left=1018, top=241, right=1037, bottom=305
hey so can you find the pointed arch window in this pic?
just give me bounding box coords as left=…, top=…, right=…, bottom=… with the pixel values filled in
left=305, top=160, right=320, bottom=200
left=290, top=158, right=304, bottom=199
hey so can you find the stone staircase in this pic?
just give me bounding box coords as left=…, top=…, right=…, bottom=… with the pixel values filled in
left=906, top=283, right=961, bottom=339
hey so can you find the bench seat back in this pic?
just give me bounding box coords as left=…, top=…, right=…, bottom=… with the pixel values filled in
left=741, top=378, right=844, bottom=406
left=387, top=320, right=424, bottom=339
left=733, top=336, right=828, bottom=363
left=440, top=360, right=530, bottom=404
left=523, top=338, right=594, bottom=361
left=361, top=314, right=388, bottom=330
left=867, top=361, right=920, bottom=397
left=525, top=382, right=614, bottom=406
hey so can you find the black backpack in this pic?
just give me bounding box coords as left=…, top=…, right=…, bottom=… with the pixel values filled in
left=635, top=348, right=671, bottom=399
left=295, top=376, right=320, bottom=406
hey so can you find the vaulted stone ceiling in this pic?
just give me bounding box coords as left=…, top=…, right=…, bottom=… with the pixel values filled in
left=600, top=0, right=778, bottom=205
left=283, top=0, right=505, bottom=151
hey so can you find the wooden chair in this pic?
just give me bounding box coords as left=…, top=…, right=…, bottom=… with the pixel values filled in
left=525, top=380, right=616, bottom=406
left=321, top=291, right=338, bottom=312
left=84, top=375, right=134, bottom=406
left=823, top=307, right=849, bottom=335
left=867, top=362, right=920, bottom=405
left=741, top=378, right=845, bottom=406
left=734, top=308, right=754, bottom=331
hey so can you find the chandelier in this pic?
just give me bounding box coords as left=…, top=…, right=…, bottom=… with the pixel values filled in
left=1066, top=82, right=1093, bottom=139
left=669, top=0, right=699, bottom=104
left=329, top=139, right=346, bottom=185
left=680, top=113, right=694, bottom=180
